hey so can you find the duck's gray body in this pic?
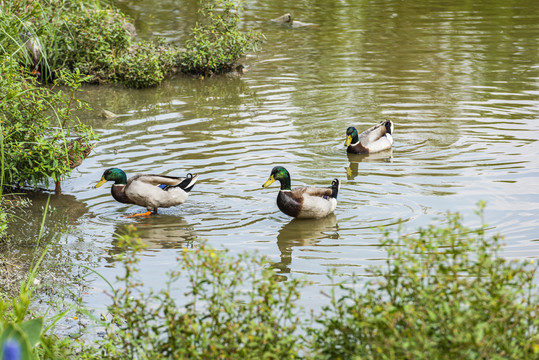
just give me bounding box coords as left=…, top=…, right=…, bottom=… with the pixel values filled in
left=347, top=120, right=394, bottom=154
left=123, top=174, right=198, bottom=211
left=278, top=187, right=338, bottom=219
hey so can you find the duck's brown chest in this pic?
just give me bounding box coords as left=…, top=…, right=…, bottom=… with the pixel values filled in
left=277, top=191, right=303, bottom=218
left=111, top=184, right=134, bottom=204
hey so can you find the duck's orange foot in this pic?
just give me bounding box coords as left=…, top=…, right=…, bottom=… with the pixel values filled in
left=123, top=211, right=152, bottom=218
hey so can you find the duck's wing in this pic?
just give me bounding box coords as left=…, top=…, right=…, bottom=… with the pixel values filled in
left=303, top=186, right=333, bottom=198
left=128, top=173, right=198, bottom=190
left=128, top=174, right=184, bottom=186
left=359, top=122, right=388, bottom=146
left=125, top=174, right=197, bottom=209
left=304, top=179, right=340, bottom=199
left=292, top=184, right=339, bottom=219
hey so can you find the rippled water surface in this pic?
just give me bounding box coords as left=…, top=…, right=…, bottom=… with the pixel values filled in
left=11, top=0, right=539, bottom=312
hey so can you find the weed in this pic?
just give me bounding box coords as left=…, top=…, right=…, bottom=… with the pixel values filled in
left=0, top=197, right=75, bottom=360
left=180, top=0, right=262, bottom=76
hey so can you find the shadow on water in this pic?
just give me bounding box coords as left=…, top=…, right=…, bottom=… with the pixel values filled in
left=104, top=215, right=198, bottom=261
left=273, top=214, right=339, bottom=274
left=345, top=150, right=393, bottom=180
left=6, top=191, right=89, bottom=246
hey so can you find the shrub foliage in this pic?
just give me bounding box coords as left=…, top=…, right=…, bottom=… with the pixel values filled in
left=179, top=0, right=262, bottom=76
left=309, top=205, right=539, bottom=359
left=76, top=207, right=539, bottom=359
left=1, top=206, right=538, bottom=358
left=0, top=0, right=261, bottom=87
left=0, top=58, right=97, bottom=189
left=91, top=227, right=304, bottom=360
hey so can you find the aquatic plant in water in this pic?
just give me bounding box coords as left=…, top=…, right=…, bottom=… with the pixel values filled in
left=180, top=0, right=263, bottom=76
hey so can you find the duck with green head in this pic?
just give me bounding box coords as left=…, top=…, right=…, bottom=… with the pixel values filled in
left=262, top=166, right=340, bottom=219
left=95, top=168, right=198, bottom=217
left=345, top=119, right=394, bottom=154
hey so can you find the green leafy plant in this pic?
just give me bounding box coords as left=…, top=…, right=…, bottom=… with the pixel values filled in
left=55, top=7, right=132, bottom=83
left=1, top=0, right=262, bottom=86
left=180, top=0, right=262, bottom=76
left=116, top=39, right=181, bottom=88
left=0, top=57, right=97, bottom=189
left=309, top=203, right=539, bottom=359
left=2, top=204, right=538, bottom=359
left=89, top=227, right=305, bottom=360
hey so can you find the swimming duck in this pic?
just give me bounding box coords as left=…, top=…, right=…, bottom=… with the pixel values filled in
left=345, top=120, right=394, bottom=154
left=262, top=166, right=340, bottom=219
left=95, top=168, right=198, bottom=217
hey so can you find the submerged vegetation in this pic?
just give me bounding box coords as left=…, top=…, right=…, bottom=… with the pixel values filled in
left=3, top=207, right=537, bottom=359
left=0, top=0, right=261, bottom=88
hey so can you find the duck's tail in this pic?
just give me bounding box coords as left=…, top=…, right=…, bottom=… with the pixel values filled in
left=330, top=179, right=340, bottom=199
left=382, top=119, right=394, bottom=135
left=177, top=173, right=199, bottom=192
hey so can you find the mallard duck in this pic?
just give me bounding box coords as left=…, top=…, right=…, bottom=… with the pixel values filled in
left=95, top=168, right=199, bottom=217
left=345, top=120, right=394, bottom=154
left=262, top=166, right=340, bottom=219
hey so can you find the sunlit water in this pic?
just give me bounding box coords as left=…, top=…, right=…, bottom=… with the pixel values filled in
left=9, top=0, right=539, bottom=326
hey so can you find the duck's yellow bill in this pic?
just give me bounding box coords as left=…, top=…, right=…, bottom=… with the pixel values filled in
left=262, top=176, right=275, bottom=188
left=344, top=135, right=353, bottom=147
left=95, top=177, right=107, bottom=188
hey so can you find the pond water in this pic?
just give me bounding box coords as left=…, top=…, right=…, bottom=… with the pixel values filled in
left=10, top=0, right=539, bottom=319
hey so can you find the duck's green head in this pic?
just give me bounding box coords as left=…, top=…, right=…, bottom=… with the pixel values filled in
left=95, top=168, right=127, bottom=188
left=345, top=127, right=358, bottom=147
left=262, top=166, right=291, bottom=190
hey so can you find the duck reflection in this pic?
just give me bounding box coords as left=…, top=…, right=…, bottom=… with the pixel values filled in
left=345, top=150, right=393, bottom=180
left=274, top=214, right=338, bottom=274
left=108, top=215, right=197, bottom=257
